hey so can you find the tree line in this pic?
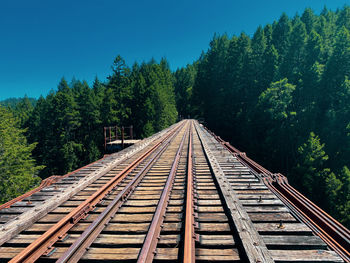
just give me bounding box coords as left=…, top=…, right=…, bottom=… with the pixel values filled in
left=0, top=6, right=349, bottom=227
left=0, top=57, right=177, bottom=200
left=175, top=6, right=350, bottom=226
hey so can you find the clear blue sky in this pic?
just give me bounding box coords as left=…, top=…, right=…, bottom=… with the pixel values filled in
left=0, top=0, right=349, bottom=100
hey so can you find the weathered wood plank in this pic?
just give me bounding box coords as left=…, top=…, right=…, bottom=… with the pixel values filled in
left=263, top=235, right=327, bottom=249
left=197, top=213, right=229, bottom=222
left=199, top=235, right=235, bottom=246
left=6, top=233, right=179, bottom=246
left=255, top=223, right=312, bottom=234
left=244, top=206, right=289, bottom=213
left=248, top=212, right=297, bottom=222
left=198, top=223, right=231, bottom=232
left=197, top=206, right=224, bottom=212
left=241, top=199, right=283, bottom=205
left=24, top=222, right=182, bottom=234
left=195, top=122, right=274, bottom=263
left=196, top=248, right=240, bottom=261
left=270, top=250, right=343, bottom=262
left=237, top=194, right=277, bottom=199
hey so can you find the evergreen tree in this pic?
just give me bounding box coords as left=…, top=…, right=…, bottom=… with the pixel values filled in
left=174, top=64, right=196, bottom=118
left=107, top=55, right=132, bottom=125
left=0, top=107, right=42, bottom=203
left=272, top=13, right=292, bottom=63
left=334, top=166, right=350, bottom=226
left=292, top=132, right=330, bottom=206
left=301, top=8, right=316, bottom=34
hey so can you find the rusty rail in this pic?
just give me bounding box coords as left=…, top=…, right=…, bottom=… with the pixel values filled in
left=137, top=124, right=188, bottom=263
left=9, top=122, right=185, bottom=263
left=265, top=174, right=350, bottom=262
left=56, top=124, right=181, bottom=263
left=204, top=124, right=350, bottom=262
left=183, top=122, right=196, bottom=263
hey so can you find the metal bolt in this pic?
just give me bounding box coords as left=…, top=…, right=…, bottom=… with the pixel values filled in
left=278, top=220, right=285, bottom=229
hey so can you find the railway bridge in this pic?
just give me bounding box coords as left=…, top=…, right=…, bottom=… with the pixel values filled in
left=0, top=120, right=349, bottom=262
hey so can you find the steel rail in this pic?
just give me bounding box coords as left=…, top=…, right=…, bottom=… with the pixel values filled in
left=56, top=122, right=183, bottom=263
left=226, top=144, right=350, bottom=262
left=137, top=124, right=189, bottom=263
left=9, top=122, right=185, bottom=263
left=194, top=121, right=275, bottom=263
left=203, top=123, right=350, bottom=262
left=270, top=174, right=350, bottom=262
left=183, top=122, right=196, bottom=263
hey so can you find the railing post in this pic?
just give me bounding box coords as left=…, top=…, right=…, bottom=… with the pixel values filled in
left=122, top=126, right=125, bottom=149
left=109, top=126, right=111, bottom=143
left=130, top=125, right=133, bottom=139
left=104, top=127, right=107, bottom=151
left=115, top=126, right=118, bottom=141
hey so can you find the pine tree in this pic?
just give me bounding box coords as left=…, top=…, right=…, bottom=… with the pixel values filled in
left=292, top=132, right=330, bottom=206
left=272, top=13, right=292, bottom=63
left=279, top=19, right=307, bottom=83
left=0, top=107, right=43, bottom=203
left=107, top=55, right=132, bottom=125
left=335, top=166, right=350, bottom=227
left=174, top=64, right=196, bottom=118
left=301, top=8, right=316, bottom=34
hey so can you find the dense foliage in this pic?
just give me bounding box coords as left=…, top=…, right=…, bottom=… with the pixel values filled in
left=0, top=97, right=36, bottom=108
left=0, top=106, right=42, bottom=203
left=24, top=58, right=177, bottom=178
left=177, top=6, right=350, bottom=226
left=1, top=6, right=349, bottom=226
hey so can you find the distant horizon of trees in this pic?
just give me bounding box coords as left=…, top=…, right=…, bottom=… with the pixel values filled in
left=0, top=6, right=349, bottom=227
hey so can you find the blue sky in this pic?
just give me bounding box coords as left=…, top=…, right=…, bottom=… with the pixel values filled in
left=0, top=0, right=349, bottom=100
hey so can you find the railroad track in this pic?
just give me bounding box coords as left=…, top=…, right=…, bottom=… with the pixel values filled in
left=205, top=125, right=350, bottom=262
left=0, top=120, right=346, bottom=262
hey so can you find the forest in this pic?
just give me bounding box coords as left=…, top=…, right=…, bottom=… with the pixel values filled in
left=0, top=6, right=349, bottom=227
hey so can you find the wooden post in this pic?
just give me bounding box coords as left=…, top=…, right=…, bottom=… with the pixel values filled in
left=109, top=127, right=111, bottom=143
left=121, top=126, right=125, bottom=149
left=104, top=127, right=107, bottom=151
left=130, top=125, right=133, bottom=139
left=115, top=126, right=118, bottom=141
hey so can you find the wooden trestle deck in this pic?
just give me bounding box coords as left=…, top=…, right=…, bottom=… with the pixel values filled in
left=0, top=120, right=346, bottom=262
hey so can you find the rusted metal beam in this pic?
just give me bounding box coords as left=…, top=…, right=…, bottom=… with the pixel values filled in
left=137, top=124, right=188, bottom=263
left=183, top=122, right=196, bottom=263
